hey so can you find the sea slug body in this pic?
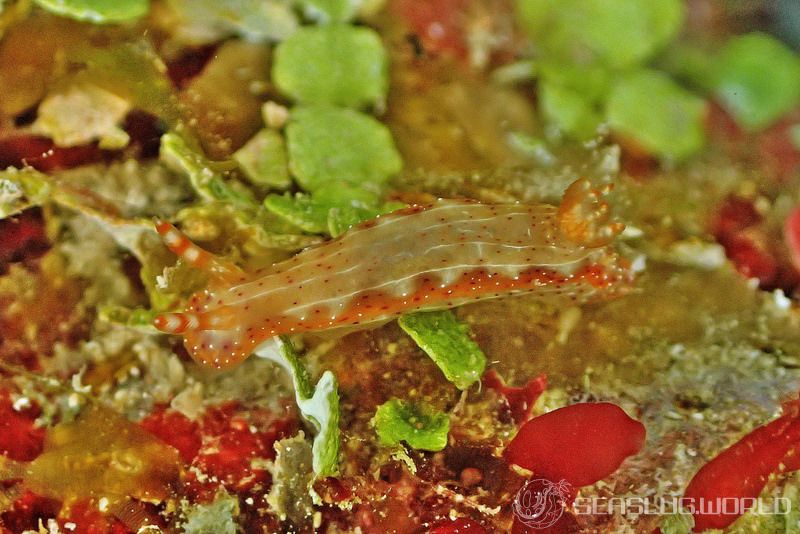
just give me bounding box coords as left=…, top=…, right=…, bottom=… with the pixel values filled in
left=155, top=179, right=630, bottom=368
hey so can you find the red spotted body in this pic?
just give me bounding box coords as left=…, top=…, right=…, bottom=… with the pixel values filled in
left=155, top=179, right=630, bottom=368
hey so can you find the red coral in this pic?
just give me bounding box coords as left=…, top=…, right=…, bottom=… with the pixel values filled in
left=784, top=206, right=800, bottom=272
left=724, top=233, right=779, bottom=285
left=511, top=516, right=580, bottom=534
left=615, top=134, right=661, bottom=179
left=320, top=476, right=353, bottom=503
left=139, top=406, right=202, bottom=463
left=429, top=517, right=488, bottom=533
left=502, top=403, right=645, bottom=534
left=198, top=401, right=239, bottom=436
left=59, top=501, right=130, bottom=534
left=0, top=136, right=109, bottom=172
left=195, top=423, right=274, bottom=490
left=165, top=45, right=218, bottom=89
left=0, top=209, right=48, bottom=274
left=711, top=195, right=788, bottom=290
left=194, top=403, right=297, bottom=493
left=483, top=370, right=547, bottom=424
left=504, top=402, right=646, bottom=487
left=0, top=491, right=60, bottom=533
left=712, top=196, right=761, bottom=238
left=122, top=111, right=164, bottom=159
left=756, top=111, right=800, bottom=181
left=141, top=401, right=297, bottom=502
left=683, top=398, right=800, bottom=531
left=0, top=390, right=45, bottom=462
left=392, top=0, right=469, bottom=59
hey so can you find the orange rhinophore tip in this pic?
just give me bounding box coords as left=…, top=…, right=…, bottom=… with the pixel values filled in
left=154, top=312, right=197, bottom=334
left=155, top=220, right=213, bottom=270
left=557, top=179, right=625, bottom=248
left=154, top=306, right=239, bottom=334
left=154, top=220, right=245, bottom=283
left=154, top=220, right=173, bottom=236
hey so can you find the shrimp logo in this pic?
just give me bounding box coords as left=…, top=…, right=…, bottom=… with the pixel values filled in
left=513, top=478, right=572, bottom=529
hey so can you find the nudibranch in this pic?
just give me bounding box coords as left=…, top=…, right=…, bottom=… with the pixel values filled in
left=154, top=179, right=630, bottom=369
